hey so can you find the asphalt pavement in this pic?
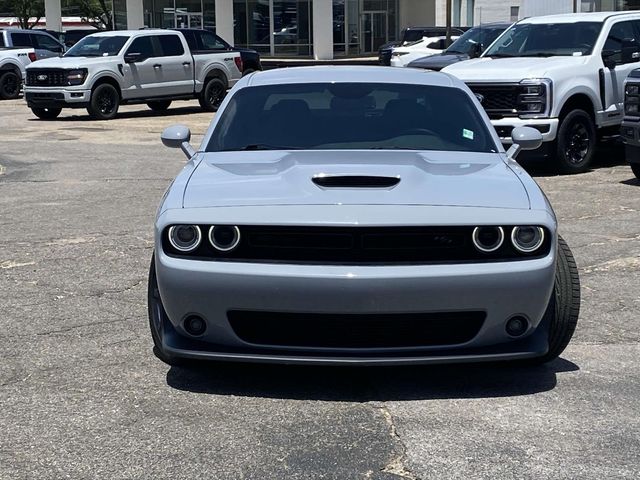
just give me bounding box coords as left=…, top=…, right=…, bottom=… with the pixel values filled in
left=0, top=99, right=639, bottom=479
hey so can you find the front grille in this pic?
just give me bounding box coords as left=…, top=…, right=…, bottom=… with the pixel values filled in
left=162, top=225, right=552, bottom=264
left=26, top=69, right=67, bottom=87
left=228, top=311, right=486, bottom=348
left=467, top=83, right=519, bottom=118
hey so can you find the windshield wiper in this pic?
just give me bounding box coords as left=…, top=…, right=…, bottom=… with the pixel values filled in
left=519, top=52, right=555, bottom=57
left=227, top=144, right=302, bottom=151
left=370, top=146, right=418, bottom=150
left=485, top=53, right=515, bottom=58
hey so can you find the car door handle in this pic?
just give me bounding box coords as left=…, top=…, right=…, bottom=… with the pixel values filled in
left=153, top=64, right=162, bottom=69
left=182, top=62, right=191, bottom=67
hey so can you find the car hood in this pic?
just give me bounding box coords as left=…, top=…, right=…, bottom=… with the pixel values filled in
left=27, top=55, right=115, bottom=69
left=408, top=53, right=469, bottom=70
left=442, top=56, right=589, bottom=82
left=182, top=150, right=530, bottom=210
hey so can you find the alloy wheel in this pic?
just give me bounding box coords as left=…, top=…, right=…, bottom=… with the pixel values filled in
left=564, top=122, right=590, bottom=165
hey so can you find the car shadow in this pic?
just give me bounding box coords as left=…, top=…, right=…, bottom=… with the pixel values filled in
left=620, top=177, right=639, bottom=186
left=27, top=106, right=207, bottom=122
left=166, top=357, right=579, bottom=401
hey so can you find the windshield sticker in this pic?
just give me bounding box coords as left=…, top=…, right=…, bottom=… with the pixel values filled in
left=462, top=129, right=474, bottom=140
left=572, top=51, right=583, bottom=56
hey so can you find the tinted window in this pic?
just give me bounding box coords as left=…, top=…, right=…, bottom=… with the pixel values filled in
left=198, top=31, right=228, bottom=50
left=10, top=32, right=32, bottom=47
left=158, top=35, right=184, bottom=56
left=0, top=36, right=4, bottom=47
left=484, top=22, right=602, bottom=57
left=208, top=83, right=496, bottom=153
left=604, top=21, right=638, bottom=63
left=33, top=33, right=62, bottom=51
left=126, top=36, right=155, bottom=58
left=65, top=35, right=129, bottom=57
left=180, top=30, right=198, bottom=50
left=445, top=26, right=507, bottom=54
left=427, top=39, right=447, bottom=50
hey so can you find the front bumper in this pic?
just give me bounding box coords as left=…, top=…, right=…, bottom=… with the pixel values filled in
left=24, top=87, right=91, bottom=108
left=493, top=117, right=559, bottom=145
left=621, top=118, right=640, bottom=164
left=154, top=236, right=557, bottom=365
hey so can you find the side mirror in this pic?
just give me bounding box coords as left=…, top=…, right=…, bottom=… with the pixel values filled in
left=621, top=38, right=639, bottom=64
left=468, top=41, right=482, bottom=59
left=507, top=126, right=543, bottom=159
left=602, top=49, right=617, bottom=69
left=161, top=125, right=196, bottom=159
left=124, top=52, right=142, bottom=63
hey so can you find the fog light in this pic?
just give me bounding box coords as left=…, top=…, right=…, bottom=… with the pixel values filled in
left=511, top=226, right=544, bottom=253
left=472, top=226, right=504, bottom=253
left=506, top=316, right=529, bottom=337
left=168, top=225, right=201, bottom=252
left=184, top=315, right=207, bottom=336
left=209, top=225, right=241, bottom=252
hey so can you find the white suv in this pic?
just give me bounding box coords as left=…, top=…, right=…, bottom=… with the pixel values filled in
left=444, top=12, right=640, bottom=173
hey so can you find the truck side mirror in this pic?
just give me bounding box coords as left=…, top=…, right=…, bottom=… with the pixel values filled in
left=602, top=49, right=617, bottom=69
left=621, top=38, right=640, bottom=64
left=161, top=125, right=196, bottom=159
left=468, top=42, right=482, bottom=59
left=124, top=52, right=142, bottom=63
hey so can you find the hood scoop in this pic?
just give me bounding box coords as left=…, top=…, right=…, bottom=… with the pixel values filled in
left=312, top=175, right=400, bottom=189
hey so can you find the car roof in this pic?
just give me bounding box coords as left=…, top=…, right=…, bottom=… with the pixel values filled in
left=246, top=66, right=458, bottom=88
left=519, top=11, right=637, bottom=24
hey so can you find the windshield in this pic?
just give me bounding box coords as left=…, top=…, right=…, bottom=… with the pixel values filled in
left=64, top=35, right=129, bottom=57
left=446, top=26, right=507, bottom=54
left=484, top=22, right=602, bottom=57
left=207, top=83, right=497, bottom=153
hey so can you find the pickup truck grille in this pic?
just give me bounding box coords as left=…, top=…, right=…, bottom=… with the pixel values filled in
left=466, top=83, right=519, bottom=118
left=26, top=69, right=66, bottom=87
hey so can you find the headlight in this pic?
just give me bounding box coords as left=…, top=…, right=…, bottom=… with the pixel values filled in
left=208, top=225, right=241, bottom=252
left=625, top=82, right=640, bottom=117
left=511, top=226, right=545, bottom=253
left=472, top=226, right=504, bottom=253
left=66, top=68, right=87, bottom=86
left=168, top=225, right=202, bottom=252
left=517, top=79, right=551, bottom=119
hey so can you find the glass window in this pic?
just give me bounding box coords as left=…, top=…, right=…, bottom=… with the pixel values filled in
left=273, top=0, right=312, bottom=56
left=234, top=0, right=248, bottom=47
left=604, top=21, right=639, bottom=63
left=445, top=25, right=508, bottom=54
left=333, top=0, right=346, bottom=54
left=203, top=0, right=216, bottom=31
left=484, top=22, right=603, bottom=57
left=113, top=0, right=128, bottom=30
left=510, top=6, right=519, bottom=22
left=0, top=36, right=4, bottom=47
left=158, top=34, right=185, bottom=56
left=126, top=36, right=156, bottom=58
left=33, top=33, right=63, bottom=52
left=64, top=35, right=130, bottom=57
left=207, top=83, right=497, bottom=153
left=198, top=31, right=228, bottom=50
left=10, top=32, right=32, bottom=47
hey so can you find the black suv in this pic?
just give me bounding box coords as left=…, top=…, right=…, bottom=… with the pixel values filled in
left=378, top=26, right=467, bottom=66
left=174, top=28, right=262, bottom=76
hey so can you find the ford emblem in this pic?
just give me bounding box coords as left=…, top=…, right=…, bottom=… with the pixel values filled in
left=37, top=74, right=48, bottom=81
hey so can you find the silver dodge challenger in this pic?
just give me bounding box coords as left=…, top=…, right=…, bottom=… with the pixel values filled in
left=148, top=66, right=580, bottom=366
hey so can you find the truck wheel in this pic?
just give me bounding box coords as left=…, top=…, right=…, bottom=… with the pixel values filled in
left=529, top=235, right=581, bottom=364
left=556, top=109, right=596, bottom=174
left=0, top=71, right=21, bottom=100
left=31, top=107, right=62, bottom=120
left=87, top=83, right=120, bottom=120
left=147, top=100, right=172, bottom=112
left=631, top=163, right=640, bottom=180
left=199, top=77, right=226, bottom=112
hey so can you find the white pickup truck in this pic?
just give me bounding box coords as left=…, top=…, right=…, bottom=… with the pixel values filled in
left=23, top=29, right=242, bottom=120
left=444, top=12, right=640, bottom=173
left=0, top=47, right=37, bottom=99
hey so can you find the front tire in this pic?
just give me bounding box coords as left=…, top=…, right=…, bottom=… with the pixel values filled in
left=31, top=107, right=62, bottom=120
left=199, top=77, right=226, bottom=112
left=532, top=235, right=581, bottom=364
left=631, top=163, right=640, bottom=180
left=147, top=100, right=172, bottom=112
left=148, top=254, right=189, bottom=367
left=87, top=83, right=120, bottom=120
left=0, top=71, right=21, bottom=100
left=555, top=109, right=596, bottom=174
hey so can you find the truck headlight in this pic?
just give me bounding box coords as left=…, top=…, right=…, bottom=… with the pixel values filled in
left=517, top=79, right=552, bottom=119
left=625, top=82, right=640, bottom=117
left=66, top=69, right=87, bottom=86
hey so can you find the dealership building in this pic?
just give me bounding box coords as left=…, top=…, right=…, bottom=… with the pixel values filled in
left=38, top=0, right=640, bottom=59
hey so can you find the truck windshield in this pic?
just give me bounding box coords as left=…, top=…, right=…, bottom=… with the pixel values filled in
left=207, top=82, right=497, bottom=153
left=445, top=26, right=507, bottom=54
left=484, top=22, right=602, bottom=57
left=64, top=35, right=129, bottom=57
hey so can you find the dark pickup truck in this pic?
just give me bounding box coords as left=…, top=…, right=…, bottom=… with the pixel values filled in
left=175, top=28, right=262, bottom=76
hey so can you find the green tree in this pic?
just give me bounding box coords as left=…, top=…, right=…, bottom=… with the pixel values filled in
left=76, top=0, right=113, bottom=30
left=7, top=0, right=45, bottom=29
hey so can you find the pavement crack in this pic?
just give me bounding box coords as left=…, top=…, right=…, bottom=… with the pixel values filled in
left=371, top=402, right=419, bottom=480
